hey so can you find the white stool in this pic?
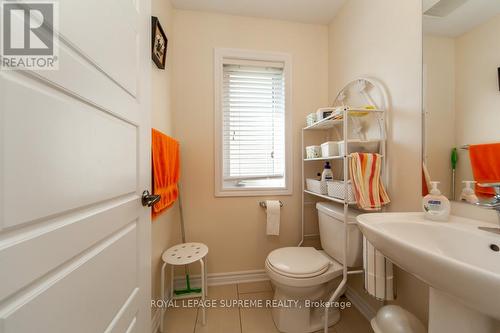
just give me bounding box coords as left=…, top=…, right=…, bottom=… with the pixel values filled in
left=160, top=242, right=208, bottom=332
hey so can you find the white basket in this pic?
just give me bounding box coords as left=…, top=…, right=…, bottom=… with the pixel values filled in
left=320, top=141, right=339, bottom=157
left=327, top=180, right=355, bottom=202
left=338, top=140, right=380, bottom=156
left=306, top=113, right=317, bottom=126
left=306, top=179, right=328, bottom=195
left=305, top=146, right=321, bottom=159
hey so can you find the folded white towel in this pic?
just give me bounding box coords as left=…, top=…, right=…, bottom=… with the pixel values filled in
left=363, top=236, right=395, bottom=300
left=265, top=200, right=281, bottom=236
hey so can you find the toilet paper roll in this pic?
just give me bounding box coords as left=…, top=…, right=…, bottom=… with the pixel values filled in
left=363, top=236, right=395, bottom=300
left=265, top=200, right=281, bottom=236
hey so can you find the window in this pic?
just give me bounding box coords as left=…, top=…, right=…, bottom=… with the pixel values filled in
left=215, top=49, right=292, bottom=196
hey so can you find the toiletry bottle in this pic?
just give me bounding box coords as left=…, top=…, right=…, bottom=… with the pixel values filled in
left=460, top=181, right=479, bottom=204
left=321, top=162, right=333, bottom=181
left=422, top=181, right=450, bottom=221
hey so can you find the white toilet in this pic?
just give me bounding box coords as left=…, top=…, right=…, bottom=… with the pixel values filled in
left=265, top=202, right=362, bottom=333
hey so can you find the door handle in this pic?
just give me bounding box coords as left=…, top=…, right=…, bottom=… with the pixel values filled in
left=142, top=190, right=161, bottom=207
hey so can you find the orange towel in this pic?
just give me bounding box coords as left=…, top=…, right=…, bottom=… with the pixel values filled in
left=152, top=129, right=180, bottom=219
left=422, top=162, right=431, bottom=197
left=349, top=153, right=390, bottom=211
left=422, top=169, right=429, bottom=197
left=469, top=143, right=500, bottom=197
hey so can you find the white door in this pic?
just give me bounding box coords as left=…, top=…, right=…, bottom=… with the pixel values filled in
left=0, top=0, right=152, bottom=332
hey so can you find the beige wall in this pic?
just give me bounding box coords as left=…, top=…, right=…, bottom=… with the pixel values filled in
left=423, top=35, right=455, bottom=198
left=151, top=0, right=183, bottom=306
left=171, top=10, right=329, bottom=273
left=455, top=14, right=500, bottom=189
left=455, top=14, right=500, bottom=146
left=328, top=0, right=429, bottom=324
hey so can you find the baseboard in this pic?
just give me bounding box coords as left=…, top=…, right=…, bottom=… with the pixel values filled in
left=174, top=269, right=269, bottom=289
left=345, top=285, right=378, bottom=321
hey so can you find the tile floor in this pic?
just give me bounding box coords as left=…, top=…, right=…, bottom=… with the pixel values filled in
left=163, top=281, right=373, bottom=333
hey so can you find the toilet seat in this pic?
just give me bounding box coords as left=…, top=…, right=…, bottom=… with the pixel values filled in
left=266, top=247, right=330, bottom=278
left=265, top=249, right=343, bottom=289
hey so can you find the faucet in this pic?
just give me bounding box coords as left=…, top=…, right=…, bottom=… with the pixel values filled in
left=475, top=182, right=500, bottom=234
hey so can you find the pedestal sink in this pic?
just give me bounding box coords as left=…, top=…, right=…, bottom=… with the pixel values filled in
left=356, top=212, right=500, bottom=333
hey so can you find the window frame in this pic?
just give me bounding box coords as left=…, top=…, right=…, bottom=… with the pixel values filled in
left=214, top=48, right=293, bottom=197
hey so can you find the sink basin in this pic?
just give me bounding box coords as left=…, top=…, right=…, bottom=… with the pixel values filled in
left=357, top=212, right=500, bottom=332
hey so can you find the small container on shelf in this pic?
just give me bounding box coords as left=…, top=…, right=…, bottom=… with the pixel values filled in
left=306, top=113, right=317, bottom=126
left=305, top=145, right=321, bottom=159
left=320, top=141, right=339, bottom=157
left=337, top=140, right=380, bottom=156
left=316, top=107, right=336, bottom=121
left=327, top=180, right=355, bottom=202
left=306, top=178, right=328, bottom=195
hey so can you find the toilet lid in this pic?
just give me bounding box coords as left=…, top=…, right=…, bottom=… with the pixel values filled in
left=267, top=247, right=330, bottom=278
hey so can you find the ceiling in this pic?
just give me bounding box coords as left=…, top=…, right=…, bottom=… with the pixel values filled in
left=423, top=0, right=500, bottom=37
left=170, top=0, right=347, bottom=24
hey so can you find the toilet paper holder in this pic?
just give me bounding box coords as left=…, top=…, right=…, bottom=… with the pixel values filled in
left=259, top=201, right=284, bottom=208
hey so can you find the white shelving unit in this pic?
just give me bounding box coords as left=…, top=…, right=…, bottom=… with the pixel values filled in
left=303, top=190, right=357, bottom=205
left=304, top=156, right=344, bottom=161
left=299, top=78, right=389, bottom=332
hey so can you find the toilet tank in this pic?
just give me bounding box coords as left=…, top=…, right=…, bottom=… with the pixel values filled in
left=316, top=202, right=363, bottom=267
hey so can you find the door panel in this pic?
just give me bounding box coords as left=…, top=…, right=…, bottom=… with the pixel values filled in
left=0, top=196, right=139, bottom=301
left=2, top=73, right=137, bottom=228
left=0, top=0, right=151, bottom=331
left=60, top=0, right=139, bottom=96
left=124, top=317, right=138, bottom=333
left=2, top=223, right=138, bottom=333
left=105, top=289, right=140, bottom=333
left=32, top=41, right=138, bottom=123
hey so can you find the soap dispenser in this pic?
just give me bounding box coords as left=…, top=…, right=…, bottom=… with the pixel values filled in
left=460, top=181, right=479, bottom=204
left=423, top=181, right=450, bottom=221
left=321, top=162, right=333, bottom=181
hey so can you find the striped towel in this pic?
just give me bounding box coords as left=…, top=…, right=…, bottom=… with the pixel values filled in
left=349, top=153, right=390, bottom=210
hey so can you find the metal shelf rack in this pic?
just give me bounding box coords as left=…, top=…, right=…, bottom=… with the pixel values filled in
left=299, top=77, right=389, bottom=332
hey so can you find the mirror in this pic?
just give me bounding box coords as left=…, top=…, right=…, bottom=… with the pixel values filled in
left=422, top=0, right=500, bottom=200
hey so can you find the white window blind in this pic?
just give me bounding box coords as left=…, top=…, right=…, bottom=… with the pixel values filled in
left=222, top=62, right=285, bottom=182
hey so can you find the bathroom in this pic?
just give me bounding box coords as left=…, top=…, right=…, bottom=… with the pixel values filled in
left=1, top=0, right=499, bottom=332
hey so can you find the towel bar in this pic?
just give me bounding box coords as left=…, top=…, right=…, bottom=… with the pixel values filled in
left=259, top=200, right=283, bottom=208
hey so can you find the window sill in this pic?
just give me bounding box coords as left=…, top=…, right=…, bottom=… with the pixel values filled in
left=214, top=187, right=293, bottom=197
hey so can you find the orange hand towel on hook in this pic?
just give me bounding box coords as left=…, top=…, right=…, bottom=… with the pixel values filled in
left=469, top=143, right=500, bottom=197
left=152, top=129, right=180, bottom=219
